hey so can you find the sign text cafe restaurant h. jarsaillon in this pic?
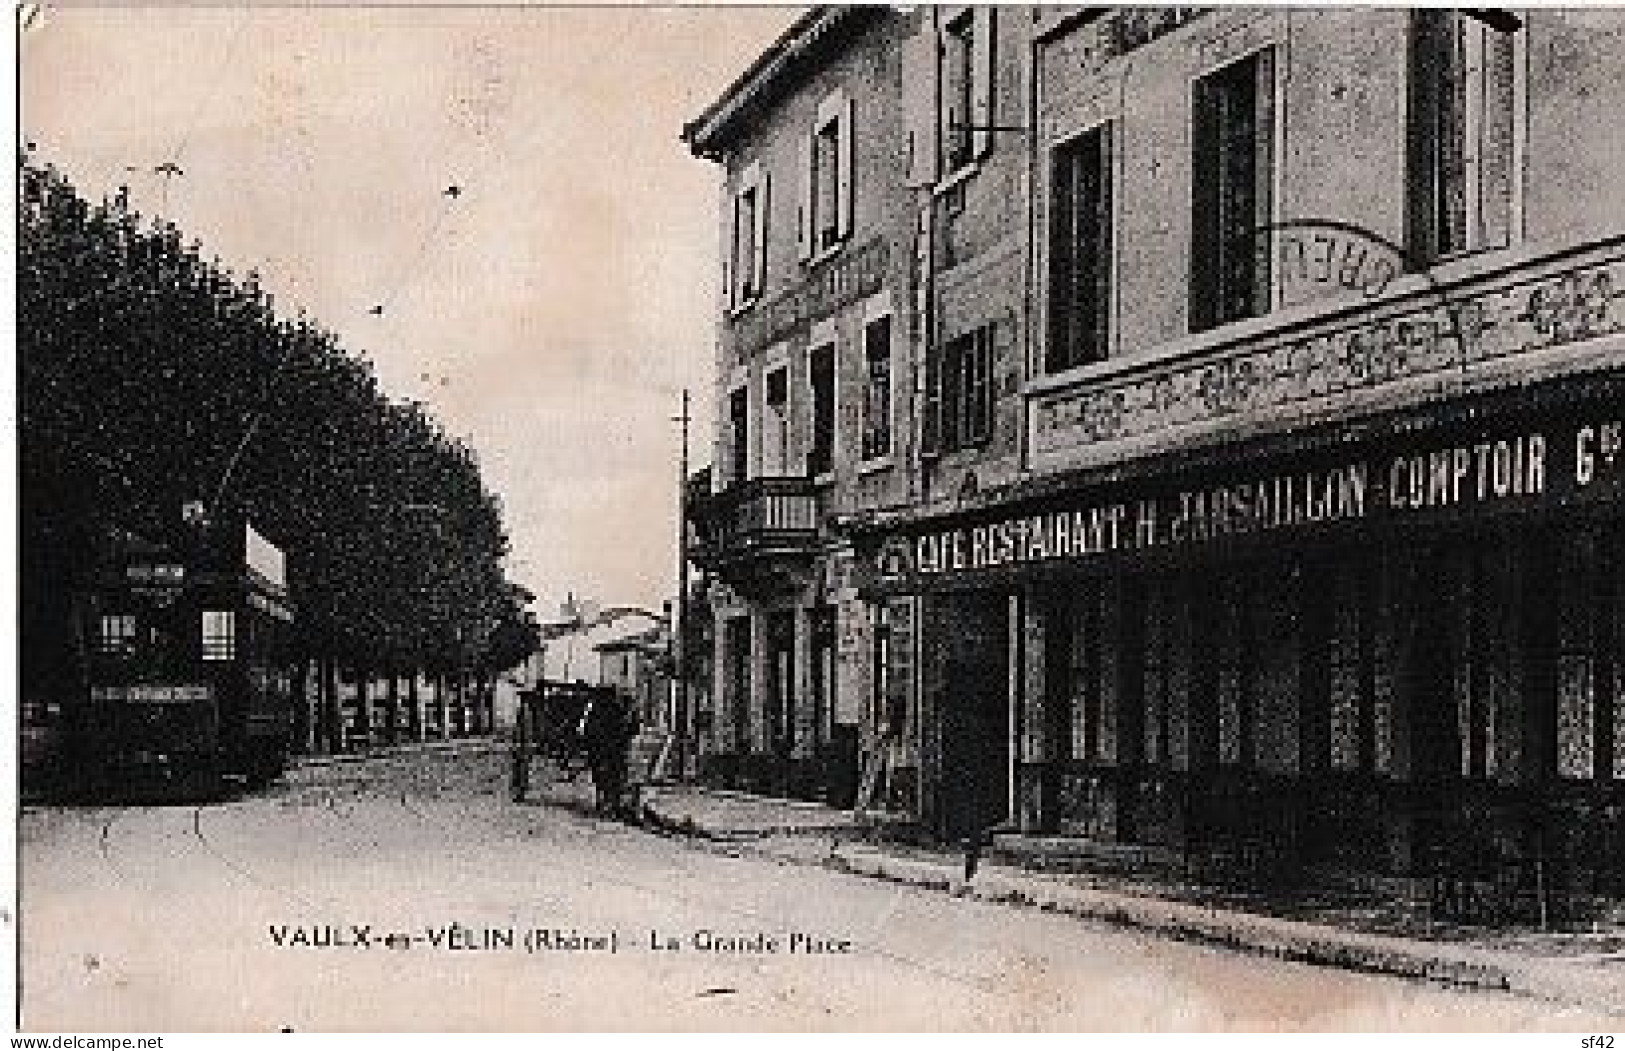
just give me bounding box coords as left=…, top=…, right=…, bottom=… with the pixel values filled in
left=859, top=373, right=1624, bottom=895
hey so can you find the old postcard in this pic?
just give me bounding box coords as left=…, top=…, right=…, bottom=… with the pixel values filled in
left=13, top=3, right=1625, bottom=1036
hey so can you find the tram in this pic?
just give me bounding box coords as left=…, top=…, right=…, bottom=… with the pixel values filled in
left=77, top=516, right=298, bottom=793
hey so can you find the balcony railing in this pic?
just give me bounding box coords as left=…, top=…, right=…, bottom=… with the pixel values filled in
left=690, top=476, right=821, bottom=576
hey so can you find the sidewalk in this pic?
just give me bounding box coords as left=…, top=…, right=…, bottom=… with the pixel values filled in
left=639, top=783, right=1625, bottom=1018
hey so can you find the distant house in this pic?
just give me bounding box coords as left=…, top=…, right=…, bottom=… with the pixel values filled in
left=492, top=648, right=547, bottom=733
left=538, top=620, right=624, bottom=685
left=595, top=624, right=673, bottom=735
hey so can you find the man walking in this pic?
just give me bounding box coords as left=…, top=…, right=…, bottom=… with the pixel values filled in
left=583, top=688, right=640, bottom=820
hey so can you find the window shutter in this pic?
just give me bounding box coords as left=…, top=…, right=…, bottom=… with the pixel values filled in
left=901, top=23, right=938, bottom=188
left=971, top=7, right=996, bottom=160
left=797, top=132, right=814, bottom=262
left=1093, top=122, right=1115, bottom=360
left=915, top=205, right=938, bottom=455
left=1190, top=75, right=1221, bottom=332
left=1462, top=17, right=1486, bottom=232
left=921, top=339, right=941, bottom=456
left=838, top=94, right=856, bottom=239
left=1252, top=49, right=1276, bottom=314
left=1478, top=22, right=1519, bottom=249
left=1049, top=140, right=1077, bottom=372
left=1407, top=11, right=1445, bottom=267
left=965, top=327, right=987, bottom=446
left=753, top=169, right=770, bottom=298
left=722, top=185, right=735, bottom=312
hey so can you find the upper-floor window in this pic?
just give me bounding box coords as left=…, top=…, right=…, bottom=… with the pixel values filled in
left=1048, top=123, right=1115, bottom=372
left=924, top=324, right=994, bottom=455
left=728, top=161, right=768, bottom=311
left=1190, top=48, right=1276, bottom=334
left=808, top=342, right=836, bottom=478
left=201, top=610, right=236, bottom=662
left=764, top=365, right=791, bottom=475
left=815, top=120, right=841, bottom=248
left=802, top=89, right=855, bottom=259
left=1407, top=9, right=1523, bottom=265
left=861, top=314, right=893, bottom=462
left=734, top=184, right=759, bottom=299
left=97, top=613, right=137, bottom=657
left=939, top=8, right=994, bottom=176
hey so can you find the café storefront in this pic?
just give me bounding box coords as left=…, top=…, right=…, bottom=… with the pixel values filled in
left=860, top=373, right=1624, bottom=909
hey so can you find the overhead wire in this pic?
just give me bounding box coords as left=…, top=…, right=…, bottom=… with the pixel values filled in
left=358, top=57, right=531, bottom=414
left=149, top=7, right=254, bottom=214
left=364, top=192, right=460, bottom=320
left=168, top=10, right=251, bottom=167
left=362, top=30, right=529, bottom=325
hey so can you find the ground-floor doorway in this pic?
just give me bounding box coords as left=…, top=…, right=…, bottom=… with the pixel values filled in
left=924, top=592, right=1011, bottom=843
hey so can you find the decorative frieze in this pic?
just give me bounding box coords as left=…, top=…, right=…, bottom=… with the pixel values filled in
left=729, top=238, right=890, bottom=361
left=1043, top=8, right=1208, bottom=73
left=1033, top=255, right=1624, bottom=460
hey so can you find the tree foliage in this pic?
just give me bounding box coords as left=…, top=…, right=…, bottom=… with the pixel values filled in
left=18, top=151, right=536, bottom=678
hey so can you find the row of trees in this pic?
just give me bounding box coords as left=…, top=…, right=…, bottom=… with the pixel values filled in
left=18, top=150, right=539, bottom=708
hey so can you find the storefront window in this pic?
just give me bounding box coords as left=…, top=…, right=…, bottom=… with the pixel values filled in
left=1215, top=572, right=1248, bottom=767
left=766, top=612, right=796, bottom=756
left=810, top=605, right=836, bottom=752
left=1046, top=579, right=1120, bottom=768
left=1323, top=554, right=1391, bottom=777
left=1251, top=564, right=1301, bottom=774
left=1553, top=526, right=1623, bottom=781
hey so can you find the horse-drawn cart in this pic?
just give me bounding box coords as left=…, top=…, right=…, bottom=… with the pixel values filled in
left=510, top=680, right=643, bottom=816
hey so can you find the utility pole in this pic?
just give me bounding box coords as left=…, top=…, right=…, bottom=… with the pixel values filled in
left=672, top=388, right=692, bottom=781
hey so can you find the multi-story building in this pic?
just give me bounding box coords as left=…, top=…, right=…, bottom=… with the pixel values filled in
left=688, top=6, right=1625, bottom=899
left=683, top=7, right=922, bottom=806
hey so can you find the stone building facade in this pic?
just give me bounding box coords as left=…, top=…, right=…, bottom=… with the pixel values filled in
left=687, top=6, right=1625, bottom=900
left=684, top=8, right=920, bottom=805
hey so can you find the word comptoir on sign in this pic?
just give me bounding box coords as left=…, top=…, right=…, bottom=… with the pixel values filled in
left=913, top=419, right=1622, bottom=576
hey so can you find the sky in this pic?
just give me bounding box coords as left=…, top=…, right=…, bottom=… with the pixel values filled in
left=18, top=3, right=795, bottom=621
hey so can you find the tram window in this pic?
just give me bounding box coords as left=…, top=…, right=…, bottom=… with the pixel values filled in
left=202, top=610, right=236, bottom=662
left=97, top=614, right=137, bottom=656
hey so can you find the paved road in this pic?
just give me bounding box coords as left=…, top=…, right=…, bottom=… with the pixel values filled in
left=17, top=749, right=1615, bottom=1031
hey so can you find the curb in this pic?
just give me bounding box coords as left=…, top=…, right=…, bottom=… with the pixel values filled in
left=828, top=847, right=1623, bottom=1016
left=639, top=788, right=865, bottom=841
left=832, top=847, right=1510, bottom=987
left=638, top=792, right=1623, bottom=1018
left=650, top=784, right=857, bottom=814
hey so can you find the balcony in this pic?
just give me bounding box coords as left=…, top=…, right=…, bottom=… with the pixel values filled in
left=688, top=476, right=822, bottom=597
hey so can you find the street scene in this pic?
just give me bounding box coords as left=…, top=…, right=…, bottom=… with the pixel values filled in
left=16, top=2, right=1625, bottom=1036
left=18, top=744, right=1621, bottom=1031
